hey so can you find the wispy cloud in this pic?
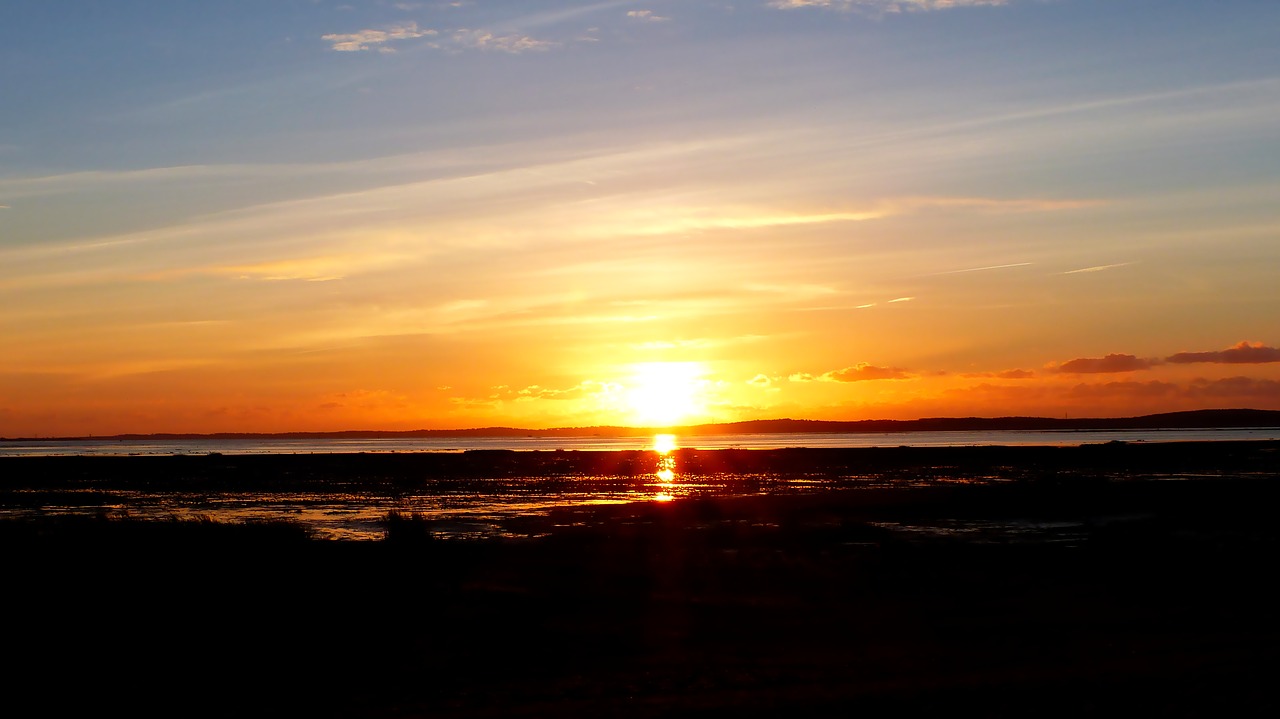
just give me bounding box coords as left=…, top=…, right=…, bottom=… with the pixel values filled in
left=963, top=369, right=1035, bottom=379
left=1187, top=376, right=1280, bottom=400
left=931, top=262, right=1032, bottom=275
left=322, top=21, right=554, bottom=55
left=450, top=29, right=557, bottom=53
left=627, top=10, right=669, bottom=22
left=768, top=0, right=1011, bottom=13
left=1060, top=262, right=1134, bottom=275
left=889, top=196, right=1099, bottom=214
left=516, top=381, right=611, bottom=401
left=322, top=22, right=436, bottom=52
left=820, top=363, right=912, bottom=382
left=1065, top=377, right=1280, bottom=403
left=1166, top=341, right=1280, bottom=365
left=1049, top=342, right=1280, bottom=375
left=1051, top=354, right=1159, bottom=374
left=943, top=375, right=1280, bottom=415
left=500, top=0, right=643, bottom=31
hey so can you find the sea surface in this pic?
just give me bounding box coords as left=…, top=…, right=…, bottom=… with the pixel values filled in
left=4, top=427, right=1280, bottom=457
left=3, top=427, right=1278, bottom=541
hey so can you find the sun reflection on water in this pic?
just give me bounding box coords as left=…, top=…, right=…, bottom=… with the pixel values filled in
left=651, top=433, right=680, bottom=501
left=652, top=433, right=678, bottom=454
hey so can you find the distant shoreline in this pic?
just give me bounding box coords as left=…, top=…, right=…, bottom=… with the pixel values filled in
left=5, top=407, right=1279, bottom=442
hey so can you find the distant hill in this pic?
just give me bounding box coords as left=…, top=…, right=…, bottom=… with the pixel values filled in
left=679, top=408, right=1280, bottom=435
left=14, top=408, right=1280, bottom=442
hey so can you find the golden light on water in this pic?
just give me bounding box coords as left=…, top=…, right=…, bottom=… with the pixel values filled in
left=652, top=433, right=678, bottom=499
left=652, top=433, right=678, bottom=454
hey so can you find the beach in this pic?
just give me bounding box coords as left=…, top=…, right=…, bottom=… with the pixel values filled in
left=6, top=441, right=1280, bottom=717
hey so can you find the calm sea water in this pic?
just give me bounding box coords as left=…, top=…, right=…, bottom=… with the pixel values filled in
left=4, top=427, right=1279, bottom=457
left=4, top=428, right=1278, bottom=541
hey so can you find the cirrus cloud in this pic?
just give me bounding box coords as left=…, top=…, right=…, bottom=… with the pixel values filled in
left=768, top=1, right=1011, bottom=13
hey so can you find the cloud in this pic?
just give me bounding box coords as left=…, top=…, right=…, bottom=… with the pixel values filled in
left=1065, top=380, right=1181, bottom=400
left=963, top=369, right=1035, bottom=379
left=1053, top=354, right=1158, bottom=374
left=1064, top=377, right=1280, bottom=402
left=317, top=389, right=410, bottom=411
left=627, top=10, right=670, bottom=22
left=323, top=21, right=555, bottom=56
left=788, top=373, right=815, bottom=382
left=997, top=369, right=1035, bottom=379
left=747, top=374, right=773, bottom=387
left=450, top=29, right=557, bottom=53
left=820, top=363, right=911, bottom=382
left=931, top=262, right=1032, bottom=276
left=1060, top=262, right=1134, bottom=275
left=322, top=22, right=436, bottom=52
left=516, top=381, right=616, bottom=401
left=926, top=374, right=1280, bottom=419
left=768, top=1, right=1011, bottom=13
left=1186, top=376, right=1280, bottom=400
left=1166, top=341, right=1280, bottom=365
left=889, top=196, right=1097, bottom=214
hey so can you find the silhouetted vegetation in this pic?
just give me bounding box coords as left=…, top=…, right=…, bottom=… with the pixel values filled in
left=383, top=509, right=435, bottom=544
left=0, top=510, right=312, bottom=547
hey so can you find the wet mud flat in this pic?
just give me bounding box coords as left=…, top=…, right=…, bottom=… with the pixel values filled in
left=3, top=438, right=1279, bottom=490
left=5, top=441, right=1280, bottom=717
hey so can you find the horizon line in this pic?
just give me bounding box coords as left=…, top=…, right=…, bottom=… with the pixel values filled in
left=4, top=408, right=1278, bottom=442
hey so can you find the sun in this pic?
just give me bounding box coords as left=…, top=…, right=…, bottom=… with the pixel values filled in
left=623, top=362, right=707, bottom=427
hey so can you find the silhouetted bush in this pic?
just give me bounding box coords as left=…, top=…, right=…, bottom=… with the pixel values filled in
left=384, top=509, right=435, bottom=544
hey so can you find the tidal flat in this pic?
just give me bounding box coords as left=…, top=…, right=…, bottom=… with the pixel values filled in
left=5, top=441, right=1280, bottom=717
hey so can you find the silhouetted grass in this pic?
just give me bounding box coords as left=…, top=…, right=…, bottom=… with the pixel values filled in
left=0, top=511, right=312, bottom=547
left=383, top=508, right=435, bottom=544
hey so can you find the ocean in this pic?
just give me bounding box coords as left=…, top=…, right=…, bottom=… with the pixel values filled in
left=4, top=426, right=1280, bottom=457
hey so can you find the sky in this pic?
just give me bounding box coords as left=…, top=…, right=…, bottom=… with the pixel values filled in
left=2, top=0, right=1279, bottom=436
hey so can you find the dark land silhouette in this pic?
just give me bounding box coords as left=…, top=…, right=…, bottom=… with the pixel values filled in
left=5, top=439, right=1280, bottom=716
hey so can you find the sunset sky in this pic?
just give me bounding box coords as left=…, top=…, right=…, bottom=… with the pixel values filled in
left=3, top=0, right=1279, bottom=436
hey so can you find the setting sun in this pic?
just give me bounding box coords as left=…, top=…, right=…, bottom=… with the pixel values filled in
left=624, top=363, right=708, bottom=427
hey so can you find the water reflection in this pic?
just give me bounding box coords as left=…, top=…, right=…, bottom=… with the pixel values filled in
left=652, top=434, right=678, bottom=454
left=651, top=434, right=679, bottom=501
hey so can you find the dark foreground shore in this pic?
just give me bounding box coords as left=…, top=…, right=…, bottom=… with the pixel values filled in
left=5, top=441, right=1280, bottom=717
